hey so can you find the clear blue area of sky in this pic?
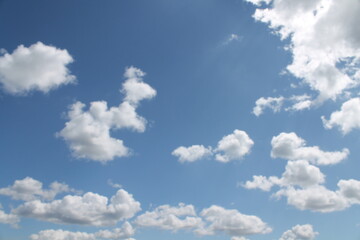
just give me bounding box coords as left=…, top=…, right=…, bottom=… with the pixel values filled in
left=0, top=0, right=359, bottom=239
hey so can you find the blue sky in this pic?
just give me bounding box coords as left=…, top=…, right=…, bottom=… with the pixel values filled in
left=0, top=0, right=360, bottom=239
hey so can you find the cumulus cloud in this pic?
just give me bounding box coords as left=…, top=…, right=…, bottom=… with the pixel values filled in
left=30, top=222, right=135, bottom=240
left=196, top=205, right=272, bottom=237
left=280, top=224, right=318, bottom=240
left=134, top=203, right=202, bottom=231
left=322, top=97, right=360, bottom=134
left=0, top=42, right=75, bottom=95
left=58, top=67, right=156, bottom=163
left=338, top=179, right=360, bottom=204
left=0, top=177, right=75, bottom=201
left=271, top=132, right=349, bottom=165
left=253, top=96, right=284, bottom=116
left=173, top=129, right=254, bottom=163
left=247, top=0, right=360, bottom=103
left=215, top=130, right=254, bottom=163
left=0, top=205, right=19, bottom=226
left=242, top=175, right=277, bottom=192
left=14, top=189, right=141, bottom=226
left=172, top=145, right=212, bottom=163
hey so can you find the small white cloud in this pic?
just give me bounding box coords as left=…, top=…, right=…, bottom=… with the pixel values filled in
left=338, top=179, right=360, bottom=204
left=58, top=67, right=156, bottom=163
left=242, top=175, right=277, bottom=192
left=14, top=189, right=141, bottom=226
left=0, top=42, right=75, bottom=95
left=172, top=145, right=212, bottom=163
left=253, top=96, right=285, bottom=116
left=280, top=224, right=318, bottom=240
left=134, top=203, right=202, bottom=231
left=196, top=205, right=272, bottom=237
left=107, top=179, right=123, bottom=189
left=0, top=177, right=75, bottom=201
left=271, top=132, right=349, bottom=165
left=30, top=222, right=135, bottom=240
left=215, top=130, right=254, bottom=163
left=224, top=34, right=243, bottom=45
left=322, top=97, right=360, bottom=134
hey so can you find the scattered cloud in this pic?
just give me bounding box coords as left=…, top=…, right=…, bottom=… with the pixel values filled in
left=215, top=130, right=254, bottom=163
left=0, top=205, right=19, bottom=227
left=196, top=205, right=272, bottom=238
left=58, top=67, right=156, bottom=163
left=0, top=177, right=75, bottom=201
left=253, top=96, right=284, bottom=116
left=30, top=222, right=135, bottom=240
left=280, top=224, right=318, bottom=240
left=134, top=203, right=202, bottom=231
left=224, top=34, right=243, bottom=45
left=247, top=0, right=360, bottom=103
left=14, top=189, right=141, bottom=226
left=0, top=42, right=75, bottom=95
left=172, top=145, right=212, bottom=163
left=271, top=132, right=349, bottom=165
left=322, top=97, right=360, bottom=134
left=172, top=129, right=254, bottom=163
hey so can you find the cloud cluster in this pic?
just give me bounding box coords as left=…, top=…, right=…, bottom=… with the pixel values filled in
left=30, top=222, right=135, bottom=240
left=0, top=42, right=75, bottom=95
left=243, top=132, right=360, bottom=212
left=271, top=132, right=349, bottom=165
left=172, top=129, right=254, bottom=163
left=14, top=189, right=141, bottom=226
left=280, top=224, right=318, bottom=240
left=135, top=203, right=271, bottom=239
left=58, top=66, right=156, bottom=163
left=0, top=177, right=75, bottom=201
left=247, top=0, right=360, bottom=105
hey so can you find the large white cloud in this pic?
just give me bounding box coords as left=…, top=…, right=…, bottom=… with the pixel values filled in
left=0, top=42, right=75, bottom=95
left=196, top=205, right=272, bottom=237
left=30, top=222, right=135, bottom=240
left=58, top=67, right=156, bottom=163
left=14, top=189, right=141, bottom=226
left=280, top=224, right=318, bottom=240
left=271, top=132, right=349, bottom=165
left=322, top=97, right=360, bottom=134
left=134, top=203, right=203, bottom=231
left=172, top=145, right=213, bottom=163
left=0, top=177, right=74, bottom=201
left=247, top=0, right=360, bottom=103
left=215, top=130, right=254, bottom=163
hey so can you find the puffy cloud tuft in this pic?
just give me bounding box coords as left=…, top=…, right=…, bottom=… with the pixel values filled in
left=280, top=224, right=318, bottom=240
left=58, top=67, right=156, bottom=163
left=271, top=132, right=349, bottom=165
left=215, top=130, right=254, bottom=163
left=0, top=42, right=75, bottom=95
left=322, top=98, right=360, bottom=134
left=253, top=96, right=284, bottom=116
left=172, top=145, right=212, bottom=163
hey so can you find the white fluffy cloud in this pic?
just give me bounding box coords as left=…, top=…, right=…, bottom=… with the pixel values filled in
left=215, top=130, right=254, bottom=163
left=173, top=129, right=254, bottom=163
left=271, top=132, right=349, bottom=165
left=247, top=0, right=360, bottom=103
left=58, top=67, right=156, bottom=163
left=274, top=186, right=349, bottom=213
left=14, top=189, right=141, bottom=226
left=0, top=206, right=19, bottom=226
left=338, top=179, right=360, bottom=204
left=134, top=203, right=202, bottom=231
left=196, top=205, right=272, bottom=237
left=0, top=42, right=75, bottom=95
left=0, top=177, right=74, bottom=201
left=280, top=224, right=318, bottom=240
left=30, top=222, right=135, bottom=240
left=172, top=145, right=212, bottom=163
left=253, top=96, right=284, bottom=116
left=322, top=97, right=360, bottom=134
